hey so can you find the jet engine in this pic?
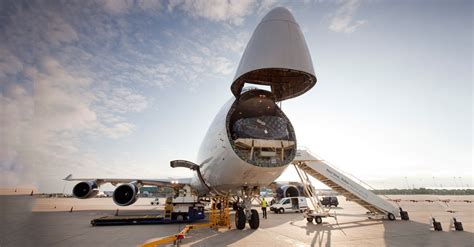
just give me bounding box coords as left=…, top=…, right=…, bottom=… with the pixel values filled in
left=112, top=183, right=139, bottom=206
left=270, top=182, right=307, bottom=200
left=72, top=181, right=99, bottom=199
left=277, top=185, right=300, bottom=198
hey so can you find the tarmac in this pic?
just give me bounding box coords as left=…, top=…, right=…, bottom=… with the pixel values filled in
left=1, top=194, right=473, bottom=246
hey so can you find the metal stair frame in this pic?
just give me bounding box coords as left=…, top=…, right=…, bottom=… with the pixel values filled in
left=292, top=150, right=399, bottom=218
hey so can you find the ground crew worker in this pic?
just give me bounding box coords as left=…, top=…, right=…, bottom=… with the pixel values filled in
left=261, top=198, right=267, bottom=219
left=164, top=197, right=173, bottom=219
left=211, top=199, right=216, bottom=210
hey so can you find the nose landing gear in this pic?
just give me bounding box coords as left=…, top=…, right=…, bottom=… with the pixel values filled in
left=235, top=187, right=261, bottom=230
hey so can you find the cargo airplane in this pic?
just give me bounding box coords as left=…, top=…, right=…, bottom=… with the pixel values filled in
left=65, top=7, right=317, bottom=230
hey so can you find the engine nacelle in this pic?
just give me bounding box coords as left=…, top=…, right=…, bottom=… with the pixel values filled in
left=278, top=185, right=300, bottom=198
left=270, top=181, right=306, bottom=201
left=72, top=181, right=99, bottom=199
left=113, top=183, right=139, bottom=206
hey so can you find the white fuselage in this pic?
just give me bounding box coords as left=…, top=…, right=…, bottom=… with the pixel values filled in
left=190, top=96, right=293, bottom=196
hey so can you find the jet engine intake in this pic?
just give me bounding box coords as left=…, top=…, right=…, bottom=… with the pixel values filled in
left=277, top=185, right=300, bottom=199
left=72, top=181, right=99, bottom=199
left=113, top=183, right=139, bottom=206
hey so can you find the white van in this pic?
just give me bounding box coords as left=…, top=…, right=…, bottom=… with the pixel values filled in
left=270, top=197, right=308, bottom=214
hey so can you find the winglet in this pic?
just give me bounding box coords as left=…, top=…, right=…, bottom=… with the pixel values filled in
left=63, top=174, right=73, bottom=181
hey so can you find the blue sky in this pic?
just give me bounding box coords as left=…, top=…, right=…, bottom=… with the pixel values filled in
left=0, top=0, right=472, bottom=192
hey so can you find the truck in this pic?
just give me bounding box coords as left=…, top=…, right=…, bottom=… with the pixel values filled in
left=270, top=197, right=308, bottom=214
left=320, top=196, right=339, bottom=207
left=166, top=196, right=205, bottom=222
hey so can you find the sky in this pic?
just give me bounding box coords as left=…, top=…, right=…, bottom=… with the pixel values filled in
left=0, top=0, right=472, bottom=193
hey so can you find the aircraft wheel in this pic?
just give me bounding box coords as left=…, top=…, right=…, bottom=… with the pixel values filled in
left=176, top=214, right=184, bottom=222
left=315, top=216, right=323, bottom=224
left=279, top=208, right=285, bottom=214
left=235, top=209, right=246, bottom=230
left=388, top=213, right=396, bottom=221
left=306, top=217, right=313, bottom=223
left=248, top=209, right=260, bottom=229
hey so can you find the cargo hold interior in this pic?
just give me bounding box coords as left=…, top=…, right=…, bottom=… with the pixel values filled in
left=227, top=89, right=296, bottom=167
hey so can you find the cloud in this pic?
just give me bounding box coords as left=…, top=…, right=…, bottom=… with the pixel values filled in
left=99, top=0, right=134, bottom=15
left=100, top=122, right=136, bottom=139
left=0, top=0, right=255, bottom=190
left=168, top=0, right=257, bottom=25
left=34, top=57, right=96, bottom=131
left=0, top=48, right=23, bottom=78
left=257, top=0, right=277, bottom=16
left=0, top=82, right=34, bottom=187
left=329, top=0, right=367, bottom=33
left=213, top=31, right=250, bottom=54
left=0, top=1, right=155, bottom=184
left=136, top=0, right=163, bottom=13
left=0, top=54, right=151, bottom=186
left=32, top=56, right=149, bottom=141
left=210, top=57, right=234, bottom=75
left=46, top=15, right=79, bottom=45
left=97, top=87, right=149, bottom=114
left=99, top=0, right=163, bottom=15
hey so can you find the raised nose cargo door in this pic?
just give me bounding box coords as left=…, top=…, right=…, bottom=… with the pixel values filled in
left=231, top=7, right=317, bottom=101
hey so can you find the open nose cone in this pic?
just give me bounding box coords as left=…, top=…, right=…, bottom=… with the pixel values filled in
left=231, top=7, right=317, bottom=101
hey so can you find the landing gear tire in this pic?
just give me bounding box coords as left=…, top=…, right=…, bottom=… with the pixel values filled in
left=235, top=209, right=246, bottom=230
left=307, top=217, right=313, bottom=223
left=176, top=214, right=184, bottom=222
left=248, top=209, right=260, bottom=229
left=315, top=216, right=323, bottom=224
left=388, top=213, right=396, bottom=221
left=278, top=208, right=285, bottom=214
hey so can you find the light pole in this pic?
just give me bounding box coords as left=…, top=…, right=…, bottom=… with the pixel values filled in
left=432, top=177, right=438, bottom=195
left=458, top=177, right=465, bottom=188
left=405, top=177, right=410, bottom=194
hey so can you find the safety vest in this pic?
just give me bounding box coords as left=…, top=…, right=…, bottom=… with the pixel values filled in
left=262, top=200, right=267, bottom=208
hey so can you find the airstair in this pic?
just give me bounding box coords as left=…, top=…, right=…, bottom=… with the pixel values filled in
left=293, top=149, right=407, bottom=220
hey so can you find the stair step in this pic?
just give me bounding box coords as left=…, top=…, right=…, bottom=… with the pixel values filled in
left=301, top=167, right=387, bottom=215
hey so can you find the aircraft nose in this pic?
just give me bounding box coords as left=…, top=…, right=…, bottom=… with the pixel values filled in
left=261, top=7, right=296, bottom=24
left=231, top=6, right=316, bottom=101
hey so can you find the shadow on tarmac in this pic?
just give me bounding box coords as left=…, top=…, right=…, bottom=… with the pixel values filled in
left=188, top=228, right=255, bottom=247
left=290, top=219, right=384, bottom=247
left=289, top=217, right=474, bottom=247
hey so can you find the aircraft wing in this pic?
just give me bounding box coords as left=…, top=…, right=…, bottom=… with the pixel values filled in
left=63, top=174, right=192, bottom=188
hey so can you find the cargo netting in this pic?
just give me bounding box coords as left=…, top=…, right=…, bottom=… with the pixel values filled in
left=232, top=115, right=289, bottom=140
